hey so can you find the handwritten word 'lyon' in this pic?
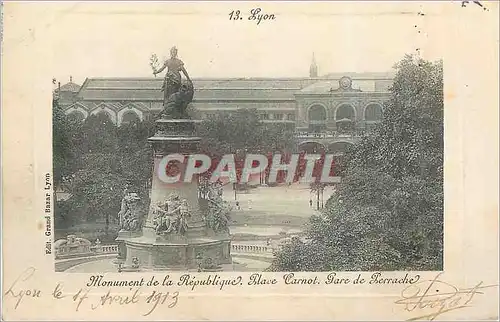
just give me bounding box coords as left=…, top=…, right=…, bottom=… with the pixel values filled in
left=4, top=267, right=42, bottom=309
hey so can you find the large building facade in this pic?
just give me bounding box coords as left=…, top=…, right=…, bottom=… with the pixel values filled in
left=54, top=61, right=394, bottom=153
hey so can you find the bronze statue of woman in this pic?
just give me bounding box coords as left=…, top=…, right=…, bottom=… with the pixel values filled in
left=153, top=47, right=192, bottom=107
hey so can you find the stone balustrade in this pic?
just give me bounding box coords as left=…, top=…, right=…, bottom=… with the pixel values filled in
left=57, top=240, right=275, bottom=260
left=295, top=130, right=366, bottom=139
left=231, top=243, right=274, bottom=255
left=93, top=244, right=119, bottom=254
left=55, top=235, right=119, bottom=260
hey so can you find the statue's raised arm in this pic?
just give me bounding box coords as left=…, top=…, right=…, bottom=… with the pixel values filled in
left=153, top=60, right=168, bottom=76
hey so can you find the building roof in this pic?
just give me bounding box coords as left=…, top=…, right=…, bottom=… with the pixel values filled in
left=298, top=80, right=340, bottom=94
left=322, top=71, right=396, bottom=80
left=75, top=72, right=395, bottom=102
left=76, top=77, right=320, bottom=102
left=298, top=78, right=393, bottom=95
left=57, top=81, right=81, bottom=93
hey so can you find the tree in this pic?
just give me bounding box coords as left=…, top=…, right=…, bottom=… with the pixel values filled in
left=117, top=119, right=155, bottom=194
left=197, top=109, right=295, bottom=155
left=52, top=98, right=76, bottom=187
left=55, top=114, right=154, bottom=237
left=53, top=98, right=83, bottom=229
left=260, top=122, right=297, bottom=153
left=69, top=155, right=128, bottom=229
left=309, top=182, right=326, bottom=210
left=197, top=109, right=296, bottom=189
left=65, top=121, right=124, bottom=235
left=270, top=55, right=444, bottom=271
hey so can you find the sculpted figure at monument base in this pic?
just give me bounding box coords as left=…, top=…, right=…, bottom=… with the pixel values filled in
left=152, top=194, right=192, bottom=236
left=117, top=192, right=143, bottom=232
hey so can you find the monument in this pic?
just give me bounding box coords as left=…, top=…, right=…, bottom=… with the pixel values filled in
left=116, top=47, right=232, bottom=271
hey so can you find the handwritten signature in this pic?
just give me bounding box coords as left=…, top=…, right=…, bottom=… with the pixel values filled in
left=460, top=0, right=488, bottom=11
left=4, top=267, right=179, bottom=316
left=395, top=272, right=498, bottom=321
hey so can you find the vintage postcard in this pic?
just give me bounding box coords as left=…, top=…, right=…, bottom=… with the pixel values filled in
left=2, top=1, right=499, bottom=320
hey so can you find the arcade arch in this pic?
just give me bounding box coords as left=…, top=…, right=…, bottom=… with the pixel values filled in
left=298, top=141, right=326, bottom=154
left=364, top=103, right=383, bottom=121
left=120, top=111, right=141, bottom=125
left=307, top=104, right=327, bottom=132
left=95, top=111, right=114, bottom=125
left=308, top=104, right=327, bottom=121
left=90, top=104, right=117, bottom=124
left=67, top=110, right=86, bottom=123
left=335, top=103, right=356, bottom=121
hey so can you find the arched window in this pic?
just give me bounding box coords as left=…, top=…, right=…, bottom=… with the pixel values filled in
left=67, top=110, right=85, bottom=123
left=298, top=141, right=326, bottom=154
left=335, top=104, right=355, bottom=121
left=96, top=111, right=113, bottom=125
left=308, top=104, right=327, bottom=121
left=308, top=104, right=327, bottom=133
left=121, top=111, right=140, bottom=125
left=364, top=103, right=383, bottom=121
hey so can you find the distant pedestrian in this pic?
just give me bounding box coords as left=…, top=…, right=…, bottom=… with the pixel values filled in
left=235, top=201, right=240, bottom=210
left=309, top=199, right=313, bottom=207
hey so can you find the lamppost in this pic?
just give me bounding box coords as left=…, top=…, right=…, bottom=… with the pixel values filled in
left=316, top=187, right=320, bottom=210
left=229, top=145, right=237, bottom=201
left=196, top=253, right=203, bottom=272
left=321, top=187, right=324, bottom=209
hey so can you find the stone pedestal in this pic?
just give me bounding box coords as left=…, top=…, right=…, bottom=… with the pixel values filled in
left=115, top=230, right=141, bottom=263
left=120, top=119, right=232, bottom=271
left=124, top=236, right=231, bottom=270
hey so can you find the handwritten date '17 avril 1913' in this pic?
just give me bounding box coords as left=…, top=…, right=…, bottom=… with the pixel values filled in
left=229, top=8, right=276, bottom=25
left=3, top=267, right=178, bottom=317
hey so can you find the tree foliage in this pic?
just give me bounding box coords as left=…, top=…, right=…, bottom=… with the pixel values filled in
left=54, top=108, right=296, bottom=234
left=197, top=108, right=295, bottom=156
left=54, top=113, right=154, bottom=232
left=270, top=55, right=444, bottom=271
left=52, top=99, right=76, bottom=186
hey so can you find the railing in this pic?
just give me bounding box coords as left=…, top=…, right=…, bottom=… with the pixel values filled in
left=95, top=244, right=119, bottom=253
left=295, top=130, right=367, bottom=139
left=55, top=244, right=119, bottom=260
left=55, top=246, right=91, bottom=256
left=231, top=243, right=274, bottom=255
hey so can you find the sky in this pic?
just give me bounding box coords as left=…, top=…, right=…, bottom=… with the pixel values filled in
left=4, top=2, right=448, bottom=86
